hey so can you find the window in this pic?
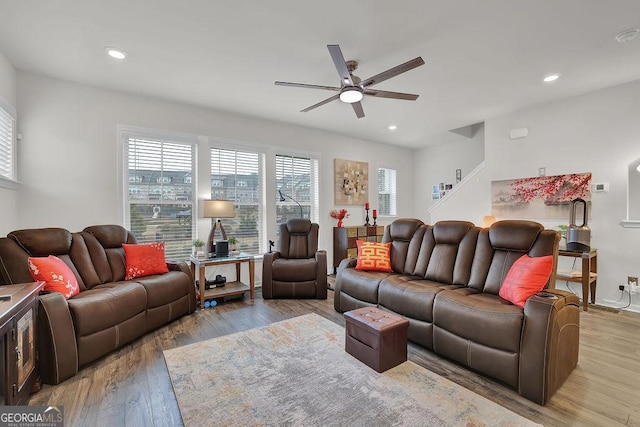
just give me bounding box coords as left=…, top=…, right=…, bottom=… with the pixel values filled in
left=0, top=100, right=17, bottom=184
left=275, top=154, right=319, bottom=232
left=125, top=136, right=195, bottom=261
left=211, top=147, right=265, bottom=254
left=378, top=167, right=397, bottom=216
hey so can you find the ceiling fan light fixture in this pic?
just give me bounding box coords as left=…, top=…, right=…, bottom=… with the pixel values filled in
left=339, top=87, right=363, bottom=103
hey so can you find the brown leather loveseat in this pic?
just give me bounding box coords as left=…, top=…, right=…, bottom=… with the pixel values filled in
left=335, top=218, right=580, bottom=405
left=0, top=225, right=196, bottom=385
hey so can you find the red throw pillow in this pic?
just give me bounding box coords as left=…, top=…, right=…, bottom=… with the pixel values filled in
left=28, top=255, right=80, bottom=299
left=355, top=241, right=392, bottom=273
left=122, top=242, right=169, bottom=280
left=499, top=255, right=553, bottom=307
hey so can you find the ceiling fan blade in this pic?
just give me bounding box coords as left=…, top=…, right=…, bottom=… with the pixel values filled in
left=351, top=101, right=365, bottom=118
left=327, top=44, right=353, bottom=86
left=364, top=89, right=419, bottom=100
left=360, top=57, right=425, bottom=88
left=275, top=81, right=341, bottom=91
left=301, top=94, right=340, bottom=112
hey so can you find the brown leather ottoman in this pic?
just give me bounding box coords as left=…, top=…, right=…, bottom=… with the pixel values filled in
left=344, top=307, right=409, bottom=373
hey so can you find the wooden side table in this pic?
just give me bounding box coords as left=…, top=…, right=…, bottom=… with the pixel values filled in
left=190, top=253, right=255, bottom=310
left=0, top=281, right=45, bottom=405
left=556, top=248, right=597, bottom=311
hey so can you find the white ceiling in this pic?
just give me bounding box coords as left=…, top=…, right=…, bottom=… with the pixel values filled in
left=1, top=0, right=639, bottom=148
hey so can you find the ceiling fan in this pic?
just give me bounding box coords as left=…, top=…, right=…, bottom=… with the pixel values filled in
left=275, top=44, right=425, bottom=119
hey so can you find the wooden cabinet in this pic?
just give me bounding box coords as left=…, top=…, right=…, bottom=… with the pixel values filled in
left=0, top=282, right=44, bottom=405
left=333, top=226, right=385, bottom=273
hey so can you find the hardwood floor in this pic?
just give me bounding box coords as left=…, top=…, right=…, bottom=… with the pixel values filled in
left=29, top=290, right=640, bottom=426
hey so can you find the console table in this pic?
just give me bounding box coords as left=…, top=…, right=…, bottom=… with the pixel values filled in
left=0, top=281, right=45, bottom=405
left=556, top=248, right=597, bottom=311
left=333, top=225, right=385, bottom=273
left=190, top=253, right=255, bottom=310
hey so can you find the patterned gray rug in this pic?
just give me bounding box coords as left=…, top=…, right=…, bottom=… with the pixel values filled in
left=163, top=314, right=539, bottom=426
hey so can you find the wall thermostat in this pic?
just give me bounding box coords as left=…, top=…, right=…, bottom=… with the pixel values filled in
left=592, top=182, right=609, bottom=192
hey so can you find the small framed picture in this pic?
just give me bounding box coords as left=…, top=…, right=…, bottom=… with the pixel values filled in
left=456, top=169, right=462, bottom=183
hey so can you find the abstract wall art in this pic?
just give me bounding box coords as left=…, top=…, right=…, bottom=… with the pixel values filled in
left=335, top=158, right=368, bottom=205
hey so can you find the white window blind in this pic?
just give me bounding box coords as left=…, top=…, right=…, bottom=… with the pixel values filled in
left=211, top=147, right=265, bottom=254
left=0, top=104, right=16, bottom=181
left=378, top=167, right=397, bottom=216
left=275, top=154, right=319, bottom=235
left=125, top=137, right=195, bottom=261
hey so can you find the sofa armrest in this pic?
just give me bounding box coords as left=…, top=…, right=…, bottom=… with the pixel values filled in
left=334, top=257, right=357, bottom=311
left=519, top=290, right=580, bottom=404
left=167, top=261, right=192, bottom=280
left=315, top=250, right=328, bottom=299
left=261, top=252, right=280, bottom=299
left=167, top=261, right=196, bottom=313
left=37, top=292, right=79, bottom=385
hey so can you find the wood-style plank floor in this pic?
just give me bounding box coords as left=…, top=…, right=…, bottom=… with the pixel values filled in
left=28, top=289, right=640, bottom=427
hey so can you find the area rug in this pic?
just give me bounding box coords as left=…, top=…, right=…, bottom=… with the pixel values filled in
left=163, top=314, right=539, bottom=426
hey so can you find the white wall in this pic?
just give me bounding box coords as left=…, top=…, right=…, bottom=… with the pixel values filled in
left=430, top=79, right=640, bottom=311
left=14, top=72, right=414, bottom=280
left=413, top=124, right=485, bottom=220
left=0, top=51, right=17, bottom=235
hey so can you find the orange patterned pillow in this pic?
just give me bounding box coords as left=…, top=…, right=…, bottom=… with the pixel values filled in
left=499, top=255, right=553, bottom=307
left=28, top=255, right=80, bottom=299
left=122, top=242, right=169, bottom=280
left=355, top=241, right=392, bottom=272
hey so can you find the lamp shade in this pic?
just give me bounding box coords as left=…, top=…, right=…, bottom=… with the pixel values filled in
left=203, top=200, right=235, bottom=218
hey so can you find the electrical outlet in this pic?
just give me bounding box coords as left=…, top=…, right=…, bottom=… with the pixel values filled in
left=619, top=285, right=626, bottom=291
left=628, top=276, right=638, bottom=287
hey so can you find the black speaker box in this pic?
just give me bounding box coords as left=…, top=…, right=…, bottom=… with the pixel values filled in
left=215, top=240, right=229, bottom=257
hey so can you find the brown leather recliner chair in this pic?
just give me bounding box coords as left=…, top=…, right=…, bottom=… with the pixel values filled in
left=262, top=219, right=327, bottom=299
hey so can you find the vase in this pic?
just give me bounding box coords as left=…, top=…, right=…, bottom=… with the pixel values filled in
left=337, top=219, right=343, bottom=228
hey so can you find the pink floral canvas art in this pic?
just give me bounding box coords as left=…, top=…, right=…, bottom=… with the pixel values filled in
left=491, top=173, right=591, bottom=219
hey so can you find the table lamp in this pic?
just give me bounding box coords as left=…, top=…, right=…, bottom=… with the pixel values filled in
left=203, top=200, right=235, bottom=255
left=481, top=215, right=497, bottom=228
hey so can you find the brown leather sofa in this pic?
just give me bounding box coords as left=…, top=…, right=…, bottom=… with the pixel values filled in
left=0, top=225, right=196, bottom=385
left=262, top=219, right=327, bottom=299
left=335, top=218, right=580, bottom=405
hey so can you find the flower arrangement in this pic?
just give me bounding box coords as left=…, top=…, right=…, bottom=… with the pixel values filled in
left=330, top=209, right=349, bottom=227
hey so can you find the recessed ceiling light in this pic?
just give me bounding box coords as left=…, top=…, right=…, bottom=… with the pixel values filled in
left=543, top=73, right=561, bottom=83
left=105, top=47, right=126, bottom=59
left=388, top=125, right=397, bottom=131
left=615, top=28, right=640, bottom=43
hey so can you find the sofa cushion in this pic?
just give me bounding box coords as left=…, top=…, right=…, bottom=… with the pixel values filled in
left=433, top=289, right=524, bottom=354
left=356, top=241, right=392, bottom=272
left=135, top=271, right=193, bottom=309
left=378, top=276, right=458, bottom=323
left=499, top=255, right=553, bottom=307
left=67, top=281, right=147, bottom=337
left=8, top=228, right=72, bottom=257
left=28, top=255, right=80, bottom=299
left=339, top=268, right=391, bottom=305
left=122, top=242, right=169, bottom=280
left=272, top=258, right=318, bottom=282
